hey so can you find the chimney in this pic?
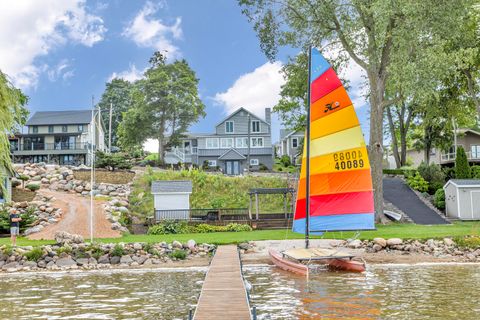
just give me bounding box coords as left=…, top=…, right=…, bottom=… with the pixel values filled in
left=265, top=108, right=271, bottom=124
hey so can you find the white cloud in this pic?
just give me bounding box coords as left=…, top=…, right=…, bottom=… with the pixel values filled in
left=108, top=64, right=145, bottom=82
left=47, top=59, right=75, bottom=82
left=123, top=1, right=182, bottom=60
left=0, top=0, right=106, bottom=89
left=214, top=61, right=285, bottom=118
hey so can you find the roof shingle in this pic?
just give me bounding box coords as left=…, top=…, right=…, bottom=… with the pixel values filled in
left=26, top=110, right=93, bottom=126
left=151, top=180, right=193, bottom=193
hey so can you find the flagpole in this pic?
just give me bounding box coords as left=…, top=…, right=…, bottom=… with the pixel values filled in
left=305, top=46, right=312, bottom=249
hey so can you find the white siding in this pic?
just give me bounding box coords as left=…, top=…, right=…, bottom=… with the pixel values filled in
left=153, top=193, right=190, bottom=210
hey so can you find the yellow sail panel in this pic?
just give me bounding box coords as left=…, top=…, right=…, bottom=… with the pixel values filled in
left=306, top=126, right=367, bottom=159
left=310, top=105, right=359, bottom=140
left=300, top=146, right=370, bottom=179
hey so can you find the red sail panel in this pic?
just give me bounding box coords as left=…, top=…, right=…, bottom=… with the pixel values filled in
left=310, top=68, right=343, bottom=104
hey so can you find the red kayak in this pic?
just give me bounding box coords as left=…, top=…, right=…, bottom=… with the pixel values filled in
left=269, top=249, right=308, bottom=276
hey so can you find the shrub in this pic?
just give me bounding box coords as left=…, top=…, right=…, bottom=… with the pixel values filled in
left=118, top=211, right=132, bottom=227
left=194, top=223, right=220, bottom=233
left=259, top=163, right=269, bottom=171
left=111, top=244, right=125, bottom=257
left=433, top=188, right=445, bottom=210
left=455, top=146, right=471, bottom=178
left=24, top=247, right=44, bottom=262
left=443, top=167, right=456, bottom=180
left=280, top=155, right=291, bottom=167
left=170, top=249, right=187, bottom=260
left=454, top=236, right=480, bottom=249
left=96, top=151, right=132, bottom=171
left=25, top=183, right=40, bottom=191
left=418, top=162, right=446, bottom=194
left=406, top=172, right=429, bottom=192
left=86, top=243, right=104, bottom=260
left=18, top=174, right=29, bottom=188
left=471, top=165, right=480, bottom=179
left=57, top=244, right=72, bottom=255
left=20, top=206, right=37, bottom=231
left=2, top=245, right=13, bottom=256
left=147, top=220, right=191, bottom=235
left=225, top=223, right=252, bottom=232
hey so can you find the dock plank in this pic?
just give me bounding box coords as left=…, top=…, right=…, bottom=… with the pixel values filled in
left=194, top=245, right=251, bottom=320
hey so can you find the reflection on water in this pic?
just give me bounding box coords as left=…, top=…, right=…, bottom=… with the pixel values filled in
left=0, top=269, right=205, bottom=320
left=1, top=264, right=480, bottom=319
left=244, top=264, right=480, bottom=319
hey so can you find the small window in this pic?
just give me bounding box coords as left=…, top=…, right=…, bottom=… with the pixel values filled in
left=292, top=138, right=298, bottom=148
left=62, top=125, right=68, bottom=133
left=225, top=121, right=234, bottom=133
left=78, top=125, right=84, bottom=132
left=471, top=145, right=480, bottom=158
left=32, top=126, right=38, bottom=133
left=251, top=137, right=264, bottom=148
left=48, top=125, right=54, bottom=133
left=206, top=138, right=219, bottom=149
left=220, top=138, right=234, bottom=148
left=250, top=159, right=259, bottom=166
left=207, top=160, right=217, bottom=167
left=236, top=137, right=248, bottom=148
left=252, top=121, right=260, bottom=133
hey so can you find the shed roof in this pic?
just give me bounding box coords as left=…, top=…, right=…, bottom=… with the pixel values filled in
left=26, top=110, right=93, bottom=126
left=444, top=179, right=480, bottom=188
left=218, top=148, right=246, bottom=160
left=151, top=180, right=192, bottom=193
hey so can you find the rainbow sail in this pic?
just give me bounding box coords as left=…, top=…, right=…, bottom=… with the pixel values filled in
left=292, top=48, right=375, bottom=234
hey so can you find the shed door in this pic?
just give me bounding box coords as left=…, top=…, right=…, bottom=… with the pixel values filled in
left=471, top=191, right=480, bottom=219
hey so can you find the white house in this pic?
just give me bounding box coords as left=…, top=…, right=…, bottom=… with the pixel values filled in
left=444, top=179, right=480, bottom=220
left=151, top=180, right=193, bottom=220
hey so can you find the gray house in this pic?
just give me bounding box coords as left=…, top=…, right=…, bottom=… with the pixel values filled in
left=165, top=107, right=274, bottom=175
left=9, top=110, right=106, bottom=166
left=278, top=129, right=304, bottom=165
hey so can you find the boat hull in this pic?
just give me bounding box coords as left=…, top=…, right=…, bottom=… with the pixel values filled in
left=327, top=258, right=366, bottom=273
left=268, top=249, right=308, bottom=276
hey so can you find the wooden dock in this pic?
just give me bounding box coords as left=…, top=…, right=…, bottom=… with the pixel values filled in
left=194, top=245, right=252, bottom=320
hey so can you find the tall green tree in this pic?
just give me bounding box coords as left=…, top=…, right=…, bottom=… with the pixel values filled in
left=239, top=0, right=474, bottom=221
left=117, top=52, right=205, bottom=163
left=455, top=146, right=471, bottom=179
left=0, top=70, right=28, bottom=194
left=97, top=79, right=134, bottom=149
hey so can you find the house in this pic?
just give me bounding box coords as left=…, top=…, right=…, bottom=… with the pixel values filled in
left=406, top=129, right=480, bottom=167
left=278, top=129, right=304, bottom=165
left=9, top=110, right=106, bottom=166
left=444, top=179, right=480, bottom=220
left=0, top=165, right=13, bottom=204
left=164, top=107, right=274, bottom=175
left=152, top=180, right=192, bottom=220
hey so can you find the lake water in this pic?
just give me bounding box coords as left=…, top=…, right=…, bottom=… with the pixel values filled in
left=1, top=264, right=480, bottom=319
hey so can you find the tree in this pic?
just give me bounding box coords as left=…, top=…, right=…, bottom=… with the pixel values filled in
left=385, top=100, right=415, bottom=168
left=455, top=146, right=471, bottom=179
left=98, top=79, right=134, bottom=149
left=117, top=52, right=205, bottom=163
left=239, top=0, right=474, bottom=222
left=0, top=70, right=28, bottom=194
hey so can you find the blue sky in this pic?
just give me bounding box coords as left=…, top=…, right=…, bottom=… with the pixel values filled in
left=0, top=0, right=370, bottom=149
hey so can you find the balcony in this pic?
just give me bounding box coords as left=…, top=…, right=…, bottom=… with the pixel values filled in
left=440, top=151, right=480, bottom=163
left=11, top=143, right=90, bottom=155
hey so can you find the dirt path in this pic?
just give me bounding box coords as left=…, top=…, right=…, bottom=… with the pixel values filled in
left=29, top=189, right=121, bottom=240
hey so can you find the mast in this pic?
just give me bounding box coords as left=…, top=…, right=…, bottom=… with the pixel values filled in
left=305, top=46, right=312, bottom=249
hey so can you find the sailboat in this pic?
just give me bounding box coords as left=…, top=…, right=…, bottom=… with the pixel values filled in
left=269, top=47, right=375, bottom=275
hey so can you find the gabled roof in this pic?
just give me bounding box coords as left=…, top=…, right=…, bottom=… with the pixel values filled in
left=151, top=180, right=192, bottom=193
left=457, top=128, right=480, bottom=136
left=444, top=179, right=480, bottom=189
left=26, top=110, right=93, bottom=126
left=218, top=148, right=246, bottom=160
left=279, top=128, right=304, bottom=141
left=215, top=107, right=269, bottom=128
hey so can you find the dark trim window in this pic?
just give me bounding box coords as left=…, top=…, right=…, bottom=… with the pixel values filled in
left=225, top=121, right=234, bottom=133
left=252, top=121, right=260, bottom=133
left=62, top=125, right=68, bottom=133
left=48, top=125, right=54, bottom=133
left=32, top=126, right=38, bottom=133
left=292, top=138, right=298, bottom=148
left=78, top=125, right=84, bottom=132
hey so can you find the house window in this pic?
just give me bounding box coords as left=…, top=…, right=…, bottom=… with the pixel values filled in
left=236, top=137, right=248, bottom=148
left=32, top=126, right=38, bottom=133
left=252, top=121, right=260, bottom=133
left=206, top=138, right=219, bottom=149
left=250, top=159, right=259, bottom=166
left=292, top=138, right=298, bottom=148
left=62, top=125, right=68, bottom=133
left=471, top=145, right=480, bottom=158
left=207, top=160, right=217, bottom=167
left=225, top=121, right=234, bottom=133
left=251, top=137, right=264, bottom=148
left=78, top=125, right=84, bottom=132
left=48, top=125, right=54, bottom=133
left=220, top=138, right=234, bottom=148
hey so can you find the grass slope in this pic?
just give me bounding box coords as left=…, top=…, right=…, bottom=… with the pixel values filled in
left=2, top=222, right=479, bottom=246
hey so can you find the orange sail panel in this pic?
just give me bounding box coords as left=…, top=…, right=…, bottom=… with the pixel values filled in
left=293, top=48, right=375, bottom=234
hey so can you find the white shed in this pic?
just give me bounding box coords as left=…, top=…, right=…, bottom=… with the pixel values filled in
left=444, top=179, right=480, bottom=220
left=151, top=180, right=193, bottom=221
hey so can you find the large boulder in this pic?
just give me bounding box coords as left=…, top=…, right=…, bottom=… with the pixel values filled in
left=373, top=238, right=387, bottom=248
left=386, top=238, right=403, bottom=246
left=56, top=257, right=76, bottom=267
left=54, top=231, right=84, bottom=245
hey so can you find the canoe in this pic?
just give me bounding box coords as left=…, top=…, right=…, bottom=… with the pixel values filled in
left=384, top=210, right=402, bottom=221
left=327, top=258, right=366, bottom=273
left=268, top=249, right=308, bottom=276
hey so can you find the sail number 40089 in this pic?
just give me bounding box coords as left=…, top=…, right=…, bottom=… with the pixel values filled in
left=333, top=150, right=365, bottom=170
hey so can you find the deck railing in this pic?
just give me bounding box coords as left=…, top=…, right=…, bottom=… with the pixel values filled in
left=440, top=151, right=480, bottom=162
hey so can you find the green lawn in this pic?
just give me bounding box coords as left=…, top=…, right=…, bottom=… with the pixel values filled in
left=2, top=222, right=479, bottom=247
